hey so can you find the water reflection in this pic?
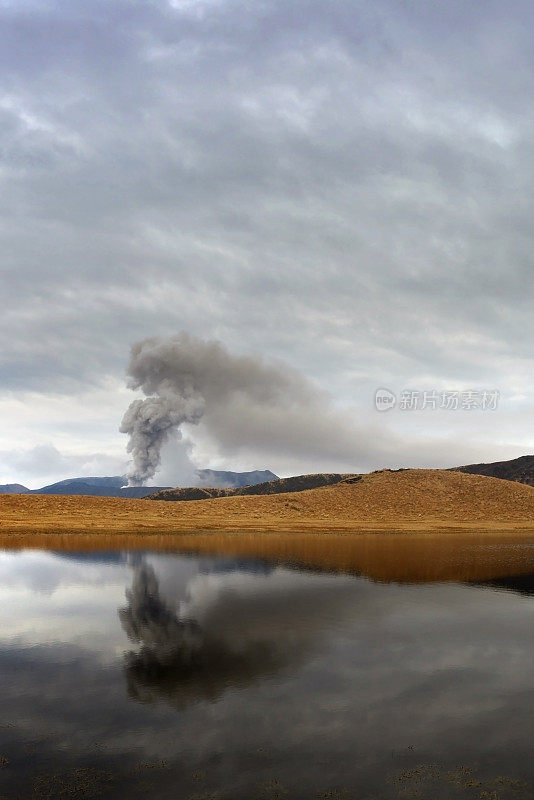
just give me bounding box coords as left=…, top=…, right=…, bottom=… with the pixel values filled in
left=118, top=556, right=370, bottom=710
left=120, top=561, right=291, bottom=707
left=1, top=544, right=534, bottom=799
left=6, top=529, right=534, bottom=584
left=482, top=574, right=534, bottom=596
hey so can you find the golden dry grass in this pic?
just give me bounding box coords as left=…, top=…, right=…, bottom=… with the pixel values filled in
left=1, top=468, right=533, bottom=537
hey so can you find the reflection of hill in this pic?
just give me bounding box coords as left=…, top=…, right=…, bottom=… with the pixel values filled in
left=6, top=529, right=534, bottom=588
left=160, top=531, right=534, bottom=586
left=480, top=574, right=534, bottom=596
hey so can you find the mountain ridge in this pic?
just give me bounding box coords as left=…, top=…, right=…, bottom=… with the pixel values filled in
left=0, top=470, right=279, bottom=497
left=150, top=472, right=358, bottom=501
left=452, top=455, right=534, bottom=487
left=2, top=455, right=534, bottom=498
left=0, top=483, right=31, bottom=494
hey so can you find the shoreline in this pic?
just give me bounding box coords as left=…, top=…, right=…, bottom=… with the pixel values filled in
left=2, top=519, right=534, bottom=540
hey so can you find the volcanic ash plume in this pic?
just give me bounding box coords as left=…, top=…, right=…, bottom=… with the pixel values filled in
left=120, top=331, right=375, bottom=487
left=120, top=391, right=204, bottom=486
left=119, top=331, right=312, bottom=487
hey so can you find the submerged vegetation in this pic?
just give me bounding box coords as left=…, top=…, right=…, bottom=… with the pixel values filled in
left=6, top=761, right=532, bottom=800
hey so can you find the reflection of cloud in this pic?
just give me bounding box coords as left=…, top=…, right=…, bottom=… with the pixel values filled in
left=198, top=556, right=274, bottom=576
left=0, top=550, right=125, bottom=598
left=124, top=636, right=290, bottom=708
left=54, top=552, right=127, bottom=567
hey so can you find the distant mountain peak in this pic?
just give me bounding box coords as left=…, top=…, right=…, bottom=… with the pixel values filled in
left=196, top=469, right=278, bottom=488
left=0, top=483, right=30, bottom=494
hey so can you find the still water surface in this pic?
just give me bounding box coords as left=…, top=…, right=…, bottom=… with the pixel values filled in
left=1, top=539, right=534, bottom=799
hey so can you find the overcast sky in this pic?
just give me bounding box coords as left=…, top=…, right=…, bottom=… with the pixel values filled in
left=1, top=0, right=533, bottom=487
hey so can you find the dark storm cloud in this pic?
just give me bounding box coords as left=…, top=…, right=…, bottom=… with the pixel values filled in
left=1, top=0, right=533, bottom=476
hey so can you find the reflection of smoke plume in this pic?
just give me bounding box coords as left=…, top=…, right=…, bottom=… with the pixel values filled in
left=120, top=332, right=372, bottom=487
left=118, top=562, right=289, bottom=707
left=119, top=563, right=202, bottom=666
left=118, top=558, right=370, bottom=710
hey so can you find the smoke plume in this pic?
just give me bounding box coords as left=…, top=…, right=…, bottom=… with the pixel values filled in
left=120, top=332, right=394, bottom=486
left=120, top=332, right=319, bottom=486
left=120, top=390, right=204, bottom=486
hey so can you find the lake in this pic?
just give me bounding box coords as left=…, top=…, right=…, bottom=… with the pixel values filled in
left=1, top=535, right=534, bottom=799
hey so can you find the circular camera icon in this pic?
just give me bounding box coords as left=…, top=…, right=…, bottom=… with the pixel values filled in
left=375, top=388, right=396, bottom=412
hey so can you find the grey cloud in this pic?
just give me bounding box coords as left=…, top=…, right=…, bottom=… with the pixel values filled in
left=0, top=443, right=127, bottom=488
left=1, top=0, right=533, bottom=479
left=121, top=333, right=518, bottom=481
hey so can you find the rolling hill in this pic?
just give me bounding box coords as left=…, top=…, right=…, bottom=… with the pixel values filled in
left=150, top=472, right=355, bottom=501
left=150, top=455, right=534, bottom=502
left=1, top=469, right=533, bottom=539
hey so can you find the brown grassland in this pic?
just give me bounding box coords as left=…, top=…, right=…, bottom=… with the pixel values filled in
left=1, top=468, right=534, bottom=537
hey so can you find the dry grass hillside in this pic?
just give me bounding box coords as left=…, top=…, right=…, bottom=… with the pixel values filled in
left=150, top=472, right=353, bottom=501
left=0, top=469, right=534, bottom=540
